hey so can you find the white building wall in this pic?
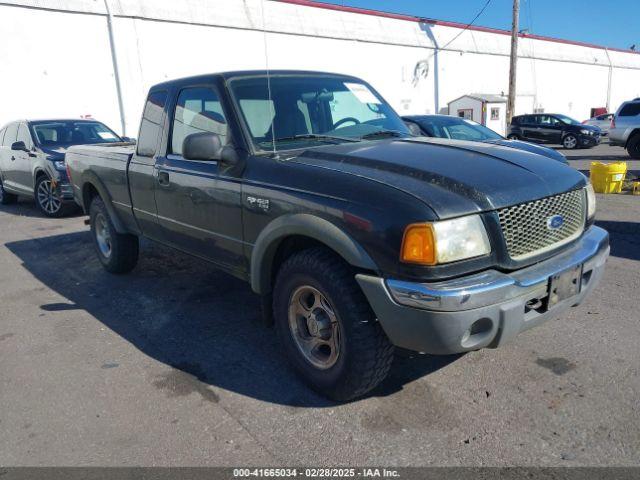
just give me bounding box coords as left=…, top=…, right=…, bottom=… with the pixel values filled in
left=1, top=0, right=640, bottom=136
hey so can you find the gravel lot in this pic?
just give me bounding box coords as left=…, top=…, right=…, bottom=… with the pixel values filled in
left=0, top=143, right=638, bottom=466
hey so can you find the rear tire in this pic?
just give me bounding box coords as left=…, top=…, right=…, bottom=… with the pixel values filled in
left=89, top=196, right=139, bottom=274
left=35, top=175, right=73, bottom=217
left=273, top=247, right=394, bottom=402
left=627, top=134, right=640, bottom=159
left=0, top=178, right=18, bottom=205
left=562, top=134, right=578, bottom=150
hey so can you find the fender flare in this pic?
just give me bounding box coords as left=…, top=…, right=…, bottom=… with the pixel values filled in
left=250, top=213, right=378, bottom=295
left=80, top=171, right=127, bottom=234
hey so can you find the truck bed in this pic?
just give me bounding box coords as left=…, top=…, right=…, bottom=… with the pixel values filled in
left=66, top=143, right=137, bottom=231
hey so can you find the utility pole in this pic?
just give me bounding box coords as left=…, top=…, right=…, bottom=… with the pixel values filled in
left=506, top=0, right=520, bottom=124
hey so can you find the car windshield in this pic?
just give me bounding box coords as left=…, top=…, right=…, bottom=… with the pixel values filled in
left=30, top=121, right=122, bottom=147
left=229, top=75, right=411, bottom=152
left=412, top=116, right=503, bottom=141
left=554, top=114, right=581, bottom=125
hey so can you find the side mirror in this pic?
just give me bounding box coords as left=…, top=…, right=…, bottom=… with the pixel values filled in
left=183, top=132, right=222, bottom=161
left=121, top=136, right=137, bottom=145
left=11, top=141, right=27, bottom=152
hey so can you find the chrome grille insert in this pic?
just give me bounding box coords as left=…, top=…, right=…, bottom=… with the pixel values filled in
left=498, top=189, right=586, bottom=261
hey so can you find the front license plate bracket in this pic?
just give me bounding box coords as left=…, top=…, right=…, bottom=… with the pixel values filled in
left=547, top=264, right=583, bottom=309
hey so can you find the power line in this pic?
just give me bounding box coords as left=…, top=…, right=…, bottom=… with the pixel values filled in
left=435, top=0, right=493, bottom=52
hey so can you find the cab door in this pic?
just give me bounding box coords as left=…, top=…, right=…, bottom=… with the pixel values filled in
left=15, top=123, right=38, bottom=192
left=0, top=123, right=21, bottom=191
left=519, top=115, right=540, bottom=141
left=153, top=83, right=245, bottom=273
left=538, top=115, right=564, bottom=144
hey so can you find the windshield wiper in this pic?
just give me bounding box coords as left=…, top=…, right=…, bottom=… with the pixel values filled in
left=360, top=130, right=410, bottom=140
left=271, top=134, right=359, bottom=144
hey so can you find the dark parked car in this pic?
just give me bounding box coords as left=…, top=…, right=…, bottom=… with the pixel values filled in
left=507, top=113, right=601, bottom=150
left=403, top=114, right=568, bottom=164
left=66, top=71, right=608, bottom=401
left=0, top=119, right=125, bottom=216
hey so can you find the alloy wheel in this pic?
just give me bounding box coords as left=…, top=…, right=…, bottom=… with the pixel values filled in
left=563, top=135, right=577, bottom=149
left=288, top=285, right=341, bottom=370
left=37, top=179, right=62, bottom=215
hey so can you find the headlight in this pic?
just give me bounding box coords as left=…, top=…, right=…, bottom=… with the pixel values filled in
left=580, top=129, right=591, bottom=135
left=585, top=183, right=596, bottom=219
left=54, top=161, right=66, bottom=171
left=401, top=215, right=491, bottom=265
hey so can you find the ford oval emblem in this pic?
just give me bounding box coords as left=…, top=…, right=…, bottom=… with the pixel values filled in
left=547, top=215, right=564, bottom=230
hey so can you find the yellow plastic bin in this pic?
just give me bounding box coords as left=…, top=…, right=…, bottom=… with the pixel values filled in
left=589, top=162, right=627, bottom=194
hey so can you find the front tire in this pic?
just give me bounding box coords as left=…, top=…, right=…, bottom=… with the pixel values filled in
left=562, top=134, right=578, bottom=150
left=35, top=175, right=72, bottom=217
left=507, top=134, right=520, bottom=140
left=627, top=134, right=640, bottom=159
left=89, top=196, right=139, bottom=274
left=273, top=248, right=394, bottom=402
left=0, top=178, right=18, bottom=205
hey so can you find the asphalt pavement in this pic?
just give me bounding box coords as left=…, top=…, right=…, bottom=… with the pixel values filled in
left=0, top=143, right=638, bottom=466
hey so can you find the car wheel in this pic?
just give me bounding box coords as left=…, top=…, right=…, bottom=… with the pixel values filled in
left=507, top=134, right=519, bottom=140
left=0, top=178, right=18, bottom=205
left=627, top=134, right=640, bottom=159
left=90, top=196, right=139, bottom=274
left=273, top=247, right=394, bottom=402
left=35, top=175, right=71, bottom=217
left=562, top=134, right=578, bottom=150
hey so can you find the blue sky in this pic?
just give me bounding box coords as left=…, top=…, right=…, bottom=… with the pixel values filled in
left=322, top=0, right=640, bottom=51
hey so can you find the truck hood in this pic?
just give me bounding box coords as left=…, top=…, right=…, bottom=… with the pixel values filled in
left=290, top=137, right=587, bottom=219
left=482, top=139, right=568, bottom=164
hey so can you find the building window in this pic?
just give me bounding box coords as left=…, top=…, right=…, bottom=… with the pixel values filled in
left=490, top=107, right=500, bottom=120
left=457, top=109, right=473, bottom=120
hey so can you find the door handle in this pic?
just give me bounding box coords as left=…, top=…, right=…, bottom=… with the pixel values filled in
left=157, top=171, right=170, bottom=186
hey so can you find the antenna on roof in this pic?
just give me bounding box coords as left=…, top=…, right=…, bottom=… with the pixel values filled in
left=260, top=0, right=277, bottom=156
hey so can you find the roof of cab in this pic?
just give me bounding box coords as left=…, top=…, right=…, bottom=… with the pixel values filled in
left=150, top=70, right=364, bottom=90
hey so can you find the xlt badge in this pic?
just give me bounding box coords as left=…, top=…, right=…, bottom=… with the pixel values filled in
left=246, top=196, right=270, bottom=212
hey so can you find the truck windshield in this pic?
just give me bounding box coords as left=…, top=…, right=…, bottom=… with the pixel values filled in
left=30, top=121, right=122, bottom=147
left=229, top=75, right=411, bottom=152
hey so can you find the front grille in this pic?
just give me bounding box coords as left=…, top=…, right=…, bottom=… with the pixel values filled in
left=498, top=189, right=586, bottom=261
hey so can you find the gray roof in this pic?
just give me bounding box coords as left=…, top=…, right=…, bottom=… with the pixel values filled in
left=448, top=93, right=507, bottom=104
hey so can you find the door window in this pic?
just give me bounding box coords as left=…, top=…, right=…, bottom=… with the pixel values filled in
left=137, top=90, right=168, bottom=157
left=17, top=123, right=33, bottom=149
left=171, top=87, right=229, bottom=156
left=538, top=115, right=561, bottom=126
left=619, top=103, right=640, bottom=117
left=3, top=123, right=18, bottom=146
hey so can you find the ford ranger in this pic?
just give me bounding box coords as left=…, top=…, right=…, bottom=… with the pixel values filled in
left=65, top=71, right=609, bottom=401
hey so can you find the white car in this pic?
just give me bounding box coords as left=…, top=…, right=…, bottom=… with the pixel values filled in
left=583, top=113, right=613, bottom=134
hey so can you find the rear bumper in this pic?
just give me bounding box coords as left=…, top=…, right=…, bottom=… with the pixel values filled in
left=357, top=226, right=609, bottom=355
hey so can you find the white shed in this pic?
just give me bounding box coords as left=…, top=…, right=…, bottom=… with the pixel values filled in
left=447, top=94, right=508, bottom=136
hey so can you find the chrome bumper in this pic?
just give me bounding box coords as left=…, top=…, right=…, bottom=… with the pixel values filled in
left=387, top=226, right=609, bottom=312
left=356, top=226, right=609, bottom=355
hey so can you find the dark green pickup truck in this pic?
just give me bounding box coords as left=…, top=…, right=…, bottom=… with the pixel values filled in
left=66, top=71, right=609, bottom=401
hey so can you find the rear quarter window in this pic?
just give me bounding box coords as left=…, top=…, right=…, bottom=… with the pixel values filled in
left=137, top=91, right=168, bottom=157
left=619, top=103, right=640, bottom=117
left=3, top=123, right=18, bottom=146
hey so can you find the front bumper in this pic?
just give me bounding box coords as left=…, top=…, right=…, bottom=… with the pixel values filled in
left=580, top=134, right=600, bottom=147
left=357, top=226, right=609, bottom=355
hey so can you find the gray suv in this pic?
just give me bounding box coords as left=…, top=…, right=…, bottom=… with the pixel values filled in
left=609, top=99, right=640, bottom=158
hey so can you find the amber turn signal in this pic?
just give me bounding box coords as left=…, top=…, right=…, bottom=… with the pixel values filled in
left=400, top=223, right=436, bottom=265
